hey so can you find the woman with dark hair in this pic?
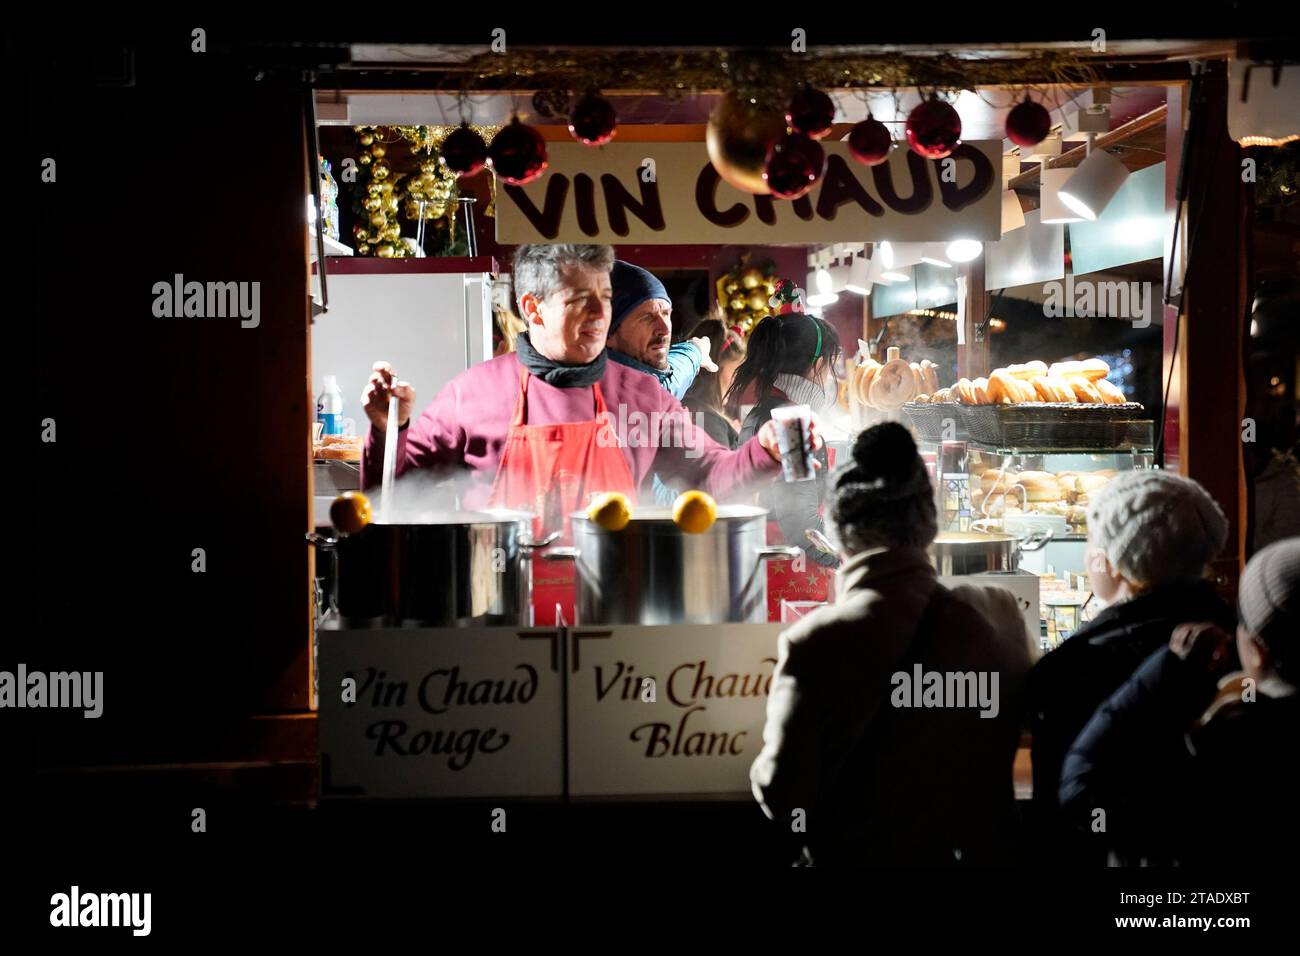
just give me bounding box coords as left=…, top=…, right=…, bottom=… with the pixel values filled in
left=725, top=286, right=842, bottom=616
left=750, top=423, right=1035, bottom=866
left=682, top=315, right=747, bottom=450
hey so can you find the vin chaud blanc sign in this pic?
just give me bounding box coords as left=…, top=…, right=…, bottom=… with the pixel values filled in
left=495, top=141, right=1001, bottom=245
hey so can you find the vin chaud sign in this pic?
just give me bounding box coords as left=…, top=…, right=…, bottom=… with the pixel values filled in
left=495, top=141, right=1001, bottom=245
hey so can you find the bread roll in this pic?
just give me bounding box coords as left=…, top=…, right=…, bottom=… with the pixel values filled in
left=1066, top=376, right=1105, bottom=404
left=1050, top=358, right=1110, bottom=382
left=954, top=378, right=978, bottom=404
left=1075, top=473, right=1112, bottom=496
left=1095, top=379, right=1127, bottom=404
left=987, top=370, right=1019, bottom=404
left=973, top=377, right=991, bottom=404
left=1014, top=470, right=1062, bottom=501
left=1014, top=379, right=1040, bottom=402
left=931, top=387, right=953, bottom=403
left=913, top=393, right=931, bottom=404
left=1006, top=360, right=1048, bottom=381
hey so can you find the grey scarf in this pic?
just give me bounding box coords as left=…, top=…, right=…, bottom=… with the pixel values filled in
left=515, top=331, right=606, bottom=387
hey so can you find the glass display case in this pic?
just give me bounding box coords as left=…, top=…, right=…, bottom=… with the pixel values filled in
left=918, top=428, right=1155, bottom=649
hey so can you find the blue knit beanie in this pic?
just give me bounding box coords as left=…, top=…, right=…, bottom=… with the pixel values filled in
left=609, top=260, right=669, bottom=335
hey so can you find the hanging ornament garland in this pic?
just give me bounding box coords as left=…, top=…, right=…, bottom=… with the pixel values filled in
left=786, top=86, right=836, bottom=139
left=350, top=126, right=408, bottom=258
left=440, top=122, right=489, bottom=176
left=348, top=124, right=500, bottom=257
left=706, top=94, right=788, bottom=195
left=488, top=116, right=549, bottom=185
left=1005, top=95, right=1052, bottom=148
left=568, top=92, right=618, bottom=145
left=714, top=256, right=778, bottom=338
left=847, top=113, right=893, bottom=166
left=763, top=131, right=827, bottom=200
left=905, top=94, right=963, bottom=159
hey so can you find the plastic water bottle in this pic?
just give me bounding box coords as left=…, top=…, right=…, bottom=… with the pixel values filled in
left=316, top=375, right=345, bottom=436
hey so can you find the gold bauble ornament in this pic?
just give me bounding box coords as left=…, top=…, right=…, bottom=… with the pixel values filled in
left=748, top=291, right=768, bottom=311
left=729, top=296, right=746, bottom=312
left=369, top=211, right=388, bottom=229
left=354, top=227, right=370, bottom=243
left=376, top=242, right=396, bottom=258
left=408, top=189, right=426, bottom=203
left=370, top=144, right=386, bottom=159
left=358, top=151, right=372, bottom=165
left=371, top=161, right=390, bottom=181
left=420, top=160, right=440, bottom=177
left=763, top=279, right=776, bottom=295
left=363, top=196, right=382, bottom=213
left=382, top=225, right=402, bottom=242
left=379, top=181, right=394, bottom=195
left=382, top=197, right=399, bottom=213
left=359, top=133, right=374, bottom=146
left=725, top=280, right=741, bottom=295
left=741, top=268, right=763, bottom=289
left=367, top=183, right=383, bottom=198
left=705, top=94, right=786, bottom=195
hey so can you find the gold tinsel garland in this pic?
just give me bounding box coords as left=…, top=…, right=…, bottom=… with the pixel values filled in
left=453, top=49, right=1102, bottom=114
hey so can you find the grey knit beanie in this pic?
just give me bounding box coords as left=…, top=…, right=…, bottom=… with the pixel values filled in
left=1086, top=470, right=1228, bottom=587
left=1238, top=537, right=1300, bottom=653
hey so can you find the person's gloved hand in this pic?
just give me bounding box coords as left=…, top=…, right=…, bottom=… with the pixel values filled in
left=1169, top=621, right=1234, bottom=675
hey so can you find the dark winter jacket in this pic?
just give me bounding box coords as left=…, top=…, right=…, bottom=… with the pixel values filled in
left=1026, top=579, right=1234, bottom=861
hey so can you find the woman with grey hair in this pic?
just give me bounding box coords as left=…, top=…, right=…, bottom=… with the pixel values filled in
left=750, top=422, right=1035, bottom=865
left=357, top=243, right=815, bottom=625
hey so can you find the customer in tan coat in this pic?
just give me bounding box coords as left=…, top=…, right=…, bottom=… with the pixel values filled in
left=750, top=423, right=1037, bottom=865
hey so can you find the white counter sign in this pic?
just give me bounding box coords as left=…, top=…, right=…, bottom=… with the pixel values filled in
left=566, top=624, right=785, bottom=797
left=319, top=628, right=564, bottom=799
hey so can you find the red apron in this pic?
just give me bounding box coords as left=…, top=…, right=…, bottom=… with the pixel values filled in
left=488, top=367, right=637, bottom=626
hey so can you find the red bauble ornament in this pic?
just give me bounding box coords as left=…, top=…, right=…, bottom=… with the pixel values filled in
left=786, top=87, right=836, bottom=140
left=488, top=117, right=548, bottom=185
left=568, top=93, right=618, bottom=145
left=763, top=132, right=827, bottom=200
left=1005, top=96, right=1052, bottom=148
left=847, top=114, right=893, bottom=166
left=905, top=95, right=962, bottom=159
left=440, top=122, right=488, bottom=177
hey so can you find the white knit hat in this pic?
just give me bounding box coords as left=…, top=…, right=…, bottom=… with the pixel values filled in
left=1086, top=470, right=1228, bottom=587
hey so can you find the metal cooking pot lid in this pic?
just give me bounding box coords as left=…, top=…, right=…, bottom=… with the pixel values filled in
left=931, top=531, right=1017, bottom=544
left=571, top=504, right=769, bottom=522
left=371, top=507, right=536, bottom=526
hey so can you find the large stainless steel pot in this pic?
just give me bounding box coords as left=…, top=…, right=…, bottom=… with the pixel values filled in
left=928, top=529, right=1051, bottom=576
left=542, top=505, right=799, bottom=625
left=307, top=509, right=551, bottom=628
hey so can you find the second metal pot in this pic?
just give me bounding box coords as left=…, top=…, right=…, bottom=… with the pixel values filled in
left=308, top=509, right=551, bottom=628
left=543, top=504, right=798, bottom=625
left=928, top=529, right=1051, bottom=576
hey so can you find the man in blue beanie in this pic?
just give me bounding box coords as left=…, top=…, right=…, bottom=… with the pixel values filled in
left=607, top=260, right=716, bottom=401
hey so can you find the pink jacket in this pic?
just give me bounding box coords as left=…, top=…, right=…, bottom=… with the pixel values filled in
left=362, top=352, right=781, bottom=509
